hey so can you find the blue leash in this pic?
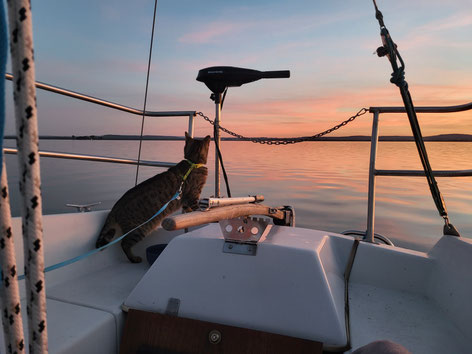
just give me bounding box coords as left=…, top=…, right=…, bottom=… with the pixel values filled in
left=17, top=190, right=181, bottom=281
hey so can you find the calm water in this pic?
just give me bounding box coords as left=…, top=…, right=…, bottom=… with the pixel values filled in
left=4, top=140, right=472, bottom=252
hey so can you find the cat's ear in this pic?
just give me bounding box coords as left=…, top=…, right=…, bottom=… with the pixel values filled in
left=185, top=131, right=190, bottom=140
left=204, top=135, right=211, bottom=143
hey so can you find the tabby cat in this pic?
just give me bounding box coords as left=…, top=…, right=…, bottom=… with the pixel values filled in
left=96, top=132, right=210, bottom=263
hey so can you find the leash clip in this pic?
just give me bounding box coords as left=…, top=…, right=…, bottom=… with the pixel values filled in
left=176, top=182, right=184, bottom=200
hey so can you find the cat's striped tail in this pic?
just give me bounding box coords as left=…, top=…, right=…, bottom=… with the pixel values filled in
left=96, top=220, right=116, bottom=248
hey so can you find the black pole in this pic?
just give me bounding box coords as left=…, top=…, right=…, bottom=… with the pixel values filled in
left=211, top=92, right=232, bottom=198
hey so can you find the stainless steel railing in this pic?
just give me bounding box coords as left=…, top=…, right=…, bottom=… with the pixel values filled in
left=5, top=73, right=196, bottom=118
left=4, top=73, right=196, bottom=166
left=3, top=148, right=176, bottom=168
left=365, top=102, right=472, bottom=243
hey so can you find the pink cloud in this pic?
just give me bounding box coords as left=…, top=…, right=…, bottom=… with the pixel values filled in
left=177, top=10, right=364, bottom=45
left=418, top=13, right=472, bottom=32
left=178, top=21, right=252, bottom=44
left=398, top=13, right=472, bottom=50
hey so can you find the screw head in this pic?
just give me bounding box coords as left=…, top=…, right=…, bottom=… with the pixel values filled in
left=209, top=329, right=221, bottom=344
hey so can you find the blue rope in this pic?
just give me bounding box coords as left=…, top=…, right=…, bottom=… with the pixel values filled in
left=0, top=0, right=8, bottom=174
left=17, top=190, right=181, bottom=281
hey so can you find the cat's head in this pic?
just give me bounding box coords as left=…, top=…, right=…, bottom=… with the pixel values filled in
left=184, top=132, right=211, bottom=164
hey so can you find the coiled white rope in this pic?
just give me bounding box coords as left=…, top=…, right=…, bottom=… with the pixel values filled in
left=7, top=1, right=48, bottom=352
left=0, top=160, right=25, bottom=353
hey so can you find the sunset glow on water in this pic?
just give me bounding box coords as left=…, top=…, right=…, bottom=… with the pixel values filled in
left=5, top=139, right=471, bottom=252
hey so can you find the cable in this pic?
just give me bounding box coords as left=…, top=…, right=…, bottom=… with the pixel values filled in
left=213, top=123, right=232, bottom=197
left=323, top=238, right=359, bottom=353
left=134, top=0, right=158, bottom=186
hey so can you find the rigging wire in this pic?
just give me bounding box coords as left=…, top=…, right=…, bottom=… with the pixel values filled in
left=371, top=0, right=460, bottom=236
left=135, top=0, right=159, bottom=186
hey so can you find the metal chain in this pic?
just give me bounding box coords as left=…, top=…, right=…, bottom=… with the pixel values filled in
left=196, top=108, right=369, bottom=145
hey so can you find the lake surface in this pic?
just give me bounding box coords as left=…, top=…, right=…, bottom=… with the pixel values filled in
left=4, top=140, right=471, bottom=252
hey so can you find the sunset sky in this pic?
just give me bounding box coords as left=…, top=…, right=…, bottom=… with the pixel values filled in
left=4, top=0, right=472, bottom=138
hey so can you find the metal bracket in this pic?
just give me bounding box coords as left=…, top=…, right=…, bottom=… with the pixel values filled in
left=273, top=205, right=296, bottom=227
left=223, top=242, right=257, bottom=256
left=219, top=217, right=272, bottom=256
left=165, top=297, right=180, bottom=316
left=65, top=202, right=101, bottom=212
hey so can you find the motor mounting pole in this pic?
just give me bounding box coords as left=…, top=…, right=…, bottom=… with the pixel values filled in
left=214, top=92, right=222, bottom=197
left=196, top=66, right=290, bottom=199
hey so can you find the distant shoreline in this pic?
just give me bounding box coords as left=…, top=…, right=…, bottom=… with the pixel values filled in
left=4, top=133, right=472, bottom=142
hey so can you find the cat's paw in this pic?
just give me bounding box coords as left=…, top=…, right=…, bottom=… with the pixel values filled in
left=121, top=243, right=143, bottom=263
left=182, top=206, right=193, bottom=213
left=95, top=239, right=108, bottom=249
left=128, top=255, right=142, bottom=263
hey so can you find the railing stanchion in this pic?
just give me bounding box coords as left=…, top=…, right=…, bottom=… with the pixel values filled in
left=188, top=114, right=195, bottom=138
left=366, top=110, right=380, bottom=243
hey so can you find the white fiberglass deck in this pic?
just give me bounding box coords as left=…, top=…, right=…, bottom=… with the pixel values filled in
left=125, top=223, right=472, bottom=353
left=0, top=211, right=180, bottom=353
left=347, top=236, right=471, bottom=353
left=1, top=212, right=471, bottom=353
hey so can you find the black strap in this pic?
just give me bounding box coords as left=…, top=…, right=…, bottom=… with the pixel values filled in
left=372, top=1, right=460, bottom=237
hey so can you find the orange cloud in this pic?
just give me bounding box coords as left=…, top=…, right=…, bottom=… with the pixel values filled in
left=207, top=84, right=472, bottom=138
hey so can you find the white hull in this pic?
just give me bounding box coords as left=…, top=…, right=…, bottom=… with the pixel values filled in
left=1, top=211, right=470, bottom=353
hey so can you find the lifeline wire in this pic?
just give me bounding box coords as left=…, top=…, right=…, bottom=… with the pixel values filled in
left=135, top=0, right=159, bottom=186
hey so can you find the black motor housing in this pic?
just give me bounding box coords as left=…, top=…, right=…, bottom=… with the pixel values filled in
left=197, top=66, right=290, bottom=94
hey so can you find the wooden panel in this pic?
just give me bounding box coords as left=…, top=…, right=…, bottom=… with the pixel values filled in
left=120, top=309, right=322, bottom=354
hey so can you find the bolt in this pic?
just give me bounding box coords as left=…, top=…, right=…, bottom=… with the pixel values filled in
left=209, top=330, right=221, bottom=344
left=228, top=244, right=233, bottom=249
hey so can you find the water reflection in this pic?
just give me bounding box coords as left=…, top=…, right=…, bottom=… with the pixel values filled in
left=4, top=140, right=471, bottom=252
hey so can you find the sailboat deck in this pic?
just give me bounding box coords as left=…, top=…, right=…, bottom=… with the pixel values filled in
left=1, top=212, right=471, bottom=353
left=349, top=283, right=469, bottom=353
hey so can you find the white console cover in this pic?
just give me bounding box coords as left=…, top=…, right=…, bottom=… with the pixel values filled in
left=124, top=223, right=347, bottom=345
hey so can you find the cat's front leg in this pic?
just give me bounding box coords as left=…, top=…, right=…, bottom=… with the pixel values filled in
left=183, top=198, right=200, bottom=212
